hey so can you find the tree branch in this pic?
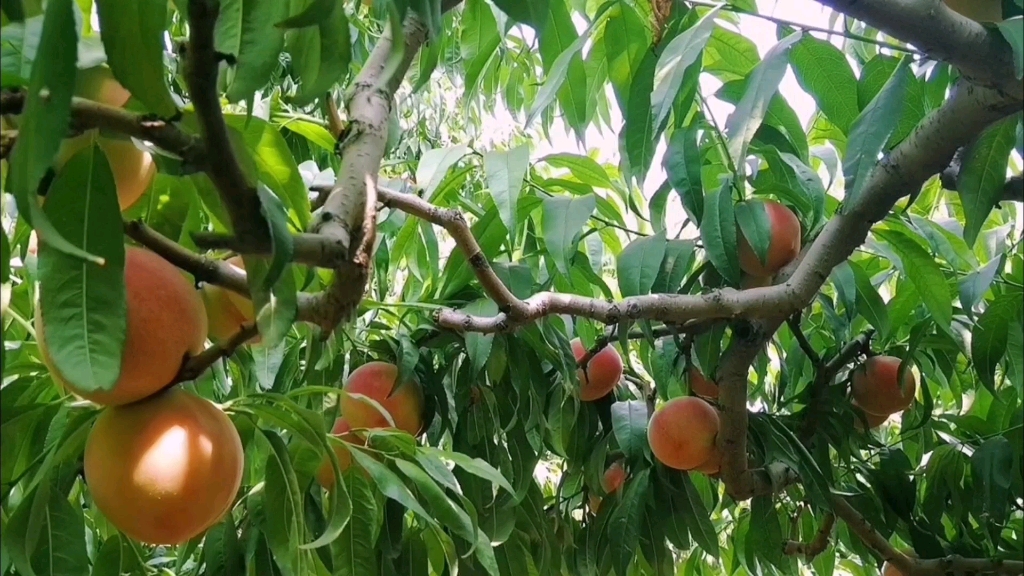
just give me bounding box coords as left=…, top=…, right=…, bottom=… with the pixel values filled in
left=302, top=2, right=462, bottom=332
left=799, top=330, right=875, bottom=442
left=831, top=496, right=1024, bottom=575
left=787, top=312, right=821, bottom=366
left=184, top=0, right=269, bottom=248
left=783, top=512, right=835, bottom=560
left=173, top=324, right=259, bottom=383
left=941, top=149, right=1024, bottom=203
left=814, top=0, right=1023, bottom=100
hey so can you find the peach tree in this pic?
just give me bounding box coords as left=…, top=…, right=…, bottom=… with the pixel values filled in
left=1, top=0, right=1023, bottom=575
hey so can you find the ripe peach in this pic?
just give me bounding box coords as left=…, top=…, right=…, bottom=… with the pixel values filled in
left=36, top=246, right=208, bottom=406
left=315, top=418, right=367, bottom=490
left=83, top=388, right=243, bottom=545
left=737, top=199, right=802, bottom=277
left=881, top=563, right=904, bottom=576
left=688, top=366, right=719, bottom=400
left=200, top=257, right=257, bottom=344
left=589, top=460, right=628, bottom=512
left=74, top=66, right=132, bottom=108
left=339, top=361, right=425, bottom=436
left=648, top=396, right=720, bottom=471
left=853, top=402, right=890, bottom=431
left=851, top=355, right=917, bottom=416
left=692, top=446, right=722, bottom=475
left=570, top=339, right=623, bottom=402
left=55, top=133, right=156, bottom=211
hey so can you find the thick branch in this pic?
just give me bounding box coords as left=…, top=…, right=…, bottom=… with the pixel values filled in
left=831, top=496, right=915, bottom=573
left=190, top=231, right=350, bottom=268
left=184, top=0, right=269, bottom=248
left=814, top=0, right=1022, bottom=100
left=303, top=3, right=461, bottom=332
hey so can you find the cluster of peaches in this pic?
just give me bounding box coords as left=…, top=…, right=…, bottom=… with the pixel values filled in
left=27, top=67, right=425, bottom=547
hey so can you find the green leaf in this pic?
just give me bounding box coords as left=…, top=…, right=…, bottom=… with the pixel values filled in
left=463, top=299, right=499, bottom=374
left=279, top=118, right=335, bottom=152
left=333, top=470, right=379, bottom=576
left=971, top=436, right=1014, bottom=524
left=957, top=114, right=1018, bottom=246
left=997, top=17, right=1024, bottom=79
left=417, top=145, right=471, bottom=200
left=604, top=2, right=649, bottom=111
left=623, top=48, right=658, bottom=185
left=611, top=401, right=648, bottom=462
left=734, top=200, right=772, bottom=268
left=843, top=56, right=912, bottom=205
left=650, top=6, right=720, bottom=132
left=286, top=2, right=351, bottom=107
left=275, top=0, right=331, bottom=28
left=617, top=231, right=668, bottom=297
left=94, top=0, right=176, bottom=116
left=395, top=459, right=476, bottom=543
left=700, top=179, right=739, bottom=285
left=651, top=239, right=695, bottom=294
left=850, top=261, right=890, bottom=338
left=664, top=122, right=704, bottom=223
left=461, top=0, right=501, bottom=96
left=528, top=5, right=612, bottom=129
left=972, top=293, right=1022, bottom=390
left=724, top=31, right=803, bottom=166
left=874, top=228, right=952, bottom=333
left=32, top=481, right=89, bottom=575
left=959, top=255, right=1003, bottom=313
left=788, top=36, right=859, bottom=134
left=608, top=469, right=650, bottom=576
left=37, top=142, right=126, bottom=393
left=541, top=194, right=596, bottom=275
left=483, top=145, right=528, bottom=243
left=260, top=429, right=308, bottom=575
left=242, top=186, right=297, bottom=348
left=777, top=152, right=826, bottom=228
left=703, top=26, right=759, bottom=81
left=8, top=0, right=104, bottom=265
left=421, top=447, right=515, bottom=495
left=540, top=153, right=615, bottom=189
left=221, top=0, right=289, bottom=103
left=679, top=473, right=719, bottom=557
left=225, top=115, right=311, bottom=229
left=348, top=449, right=435, bottom=526
left=491, top=0, right=548, bottom=32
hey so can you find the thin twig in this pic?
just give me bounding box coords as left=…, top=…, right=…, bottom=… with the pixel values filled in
left=787, top=311, right=821, bottom=366
left=783, top=512, right=835, bottom=560
left=174, top=324, right=259, bottom=383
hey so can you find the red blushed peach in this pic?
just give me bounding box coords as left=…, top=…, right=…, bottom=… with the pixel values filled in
left=570, top=338, right=623, bottom=402
left=339, top=362, right=425, bottom=436
left=851, top=355, right=917, bottom=417
left=737, top=199, right=802, bottom=277
left=315, top=418, right=367, bottom=490
left=647, top=397, right=720, bottom=471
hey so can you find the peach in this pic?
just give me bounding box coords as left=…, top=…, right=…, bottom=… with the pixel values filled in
left=570, top=338, right=623, bottom=402
left=315, top=418, right=367, bottom=490
left=36, top=246, right=208, bottom=406
left=83, top=388, right=243, bottom=545
left=200, top=257, right=257, bottom=344
left=74, top=66, right=132, bottom=108
left=737, top=199, right=802, bottom=277
left=648, top=397, right=720, bottom=471
left=851, top=356, right=917, bottom=416
left=339, top=361, right=424, bottom=436
left=688, top=366, right=719, bottom=400
left=55, top=133, right=156, bottom=211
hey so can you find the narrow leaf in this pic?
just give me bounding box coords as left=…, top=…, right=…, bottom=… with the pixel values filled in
left=664, top=122, right=704, bottom=223
left=651, top=6, right=721, bottom=131
left=541, top=194, right=596, bottom=275
left=611, top=401, right=649, bottom=461
left=843, top=56, right=912, bottom=204
left=972, top=294, right=1022, bottom=390
left=483, top=145, right=530, bottom=242
left=617, top=231, right=668, bottom=297
left=700, top=179, right=740, bottom=285
left=95, top=0, right=177, bottom=116
left=957, top=114, right=1018, bottom=246
left=37, top=143, right=126, bottom=393
left=874, top=229, right=952, bottom=332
